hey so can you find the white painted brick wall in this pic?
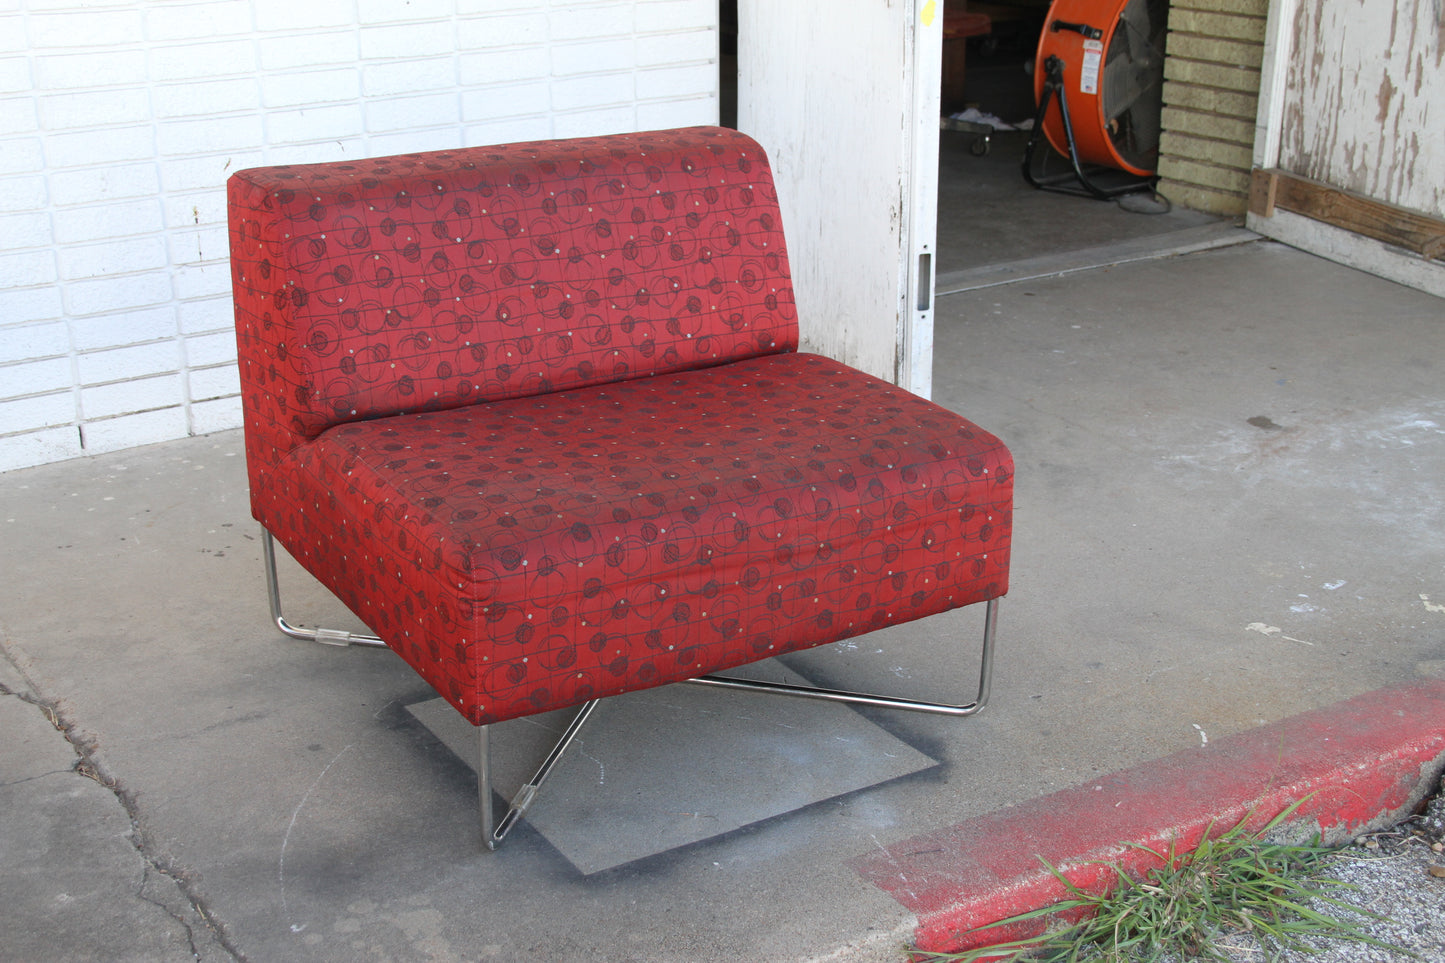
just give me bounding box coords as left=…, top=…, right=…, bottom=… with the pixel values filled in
left=0, top=0, right=719, bottom=472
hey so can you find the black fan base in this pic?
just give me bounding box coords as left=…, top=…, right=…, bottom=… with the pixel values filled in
left=1022, top=53, right=1158, bottom=201
left=1023, top=153, right=1158, bottom=201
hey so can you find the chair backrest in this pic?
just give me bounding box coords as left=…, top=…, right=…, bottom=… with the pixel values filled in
left=228, top=126, right=798, bottom=467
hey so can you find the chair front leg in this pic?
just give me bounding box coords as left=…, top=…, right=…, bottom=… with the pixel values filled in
left=478, top=699, right=601, bottom=850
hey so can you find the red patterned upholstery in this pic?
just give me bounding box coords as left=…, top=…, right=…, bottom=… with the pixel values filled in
left=230, top=127, right=1012, bottom=726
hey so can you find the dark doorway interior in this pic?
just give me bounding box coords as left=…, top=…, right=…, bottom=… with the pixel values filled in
left=718, top=1, right=1221, bottom=285
left=936, top=2, right=1220, bottom=284
left=720, top=0, right=738, bottom=128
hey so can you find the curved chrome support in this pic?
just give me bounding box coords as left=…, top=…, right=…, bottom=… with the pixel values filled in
left=686, top=596, right=999, bottom=717
left=260, top=528, right=389, bottom=648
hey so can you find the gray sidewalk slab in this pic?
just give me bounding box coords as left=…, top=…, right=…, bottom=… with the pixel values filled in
left=2, top=239, right=1444, bottom=962
left=0, top=650, right=226, bottom=960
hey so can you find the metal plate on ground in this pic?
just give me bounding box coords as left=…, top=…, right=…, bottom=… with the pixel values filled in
left=406, top=665, right=938, bottom=874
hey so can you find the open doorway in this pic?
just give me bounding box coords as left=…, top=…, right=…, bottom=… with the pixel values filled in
left=719, top=0, right=738, bottom=129
left=720, top=0, right=1217, bottom=291
left=717, top=0, right=1226, bottom=387
left=934, top=1, right=1221, bottom=291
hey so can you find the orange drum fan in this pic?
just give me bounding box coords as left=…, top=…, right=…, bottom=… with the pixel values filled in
left=1022, top=0, right=1168, bottom=198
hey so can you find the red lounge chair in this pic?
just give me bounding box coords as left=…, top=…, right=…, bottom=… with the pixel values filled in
left=228, top=127, right=1012, bottom=848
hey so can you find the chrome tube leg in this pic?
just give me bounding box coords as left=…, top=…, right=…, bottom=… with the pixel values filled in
left=478, top=698, right=602, bottom=850
left=261, top=529, right=288, bottom=633
left=259, top=527, right=387, bottom=648
left=976, top=595, right=999, bottom=710
left=478, top=724, right=497, bottom=851
left=686, top=596, right=1001, bottom=717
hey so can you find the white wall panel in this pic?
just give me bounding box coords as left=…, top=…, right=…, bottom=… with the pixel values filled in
left=0, top=0, right=719, bottom=472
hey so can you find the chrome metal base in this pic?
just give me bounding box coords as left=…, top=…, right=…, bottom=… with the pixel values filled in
left=259, top=526, right=999, bottom=850
left=474, top=596, right=999, bottom=850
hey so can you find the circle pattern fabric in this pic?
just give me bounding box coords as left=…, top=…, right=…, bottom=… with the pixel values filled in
left=264, top=352, right=1012, bottom=725
left=230, top=127, right=797, bottom=467
left=229, top=127, right=1012, bottom=726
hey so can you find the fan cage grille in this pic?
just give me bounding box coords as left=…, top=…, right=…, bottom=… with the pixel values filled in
left=1100, top=0, right=1168, bottom=172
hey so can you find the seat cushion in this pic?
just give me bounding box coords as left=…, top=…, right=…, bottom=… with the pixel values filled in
left=257, top=352, right=1012, bottom=725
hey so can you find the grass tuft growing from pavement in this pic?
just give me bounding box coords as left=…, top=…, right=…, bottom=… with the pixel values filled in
left=912, top=799, right=1412, bottom=962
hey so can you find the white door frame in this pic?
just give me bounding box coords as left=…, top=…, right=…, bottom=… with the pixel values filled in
left=735, top=0, right=943, bottom=397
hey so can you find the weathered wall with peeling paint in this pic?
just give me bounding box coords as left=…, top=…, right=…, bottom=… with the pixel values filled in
left=1278, top=0, right=1443, bottom=218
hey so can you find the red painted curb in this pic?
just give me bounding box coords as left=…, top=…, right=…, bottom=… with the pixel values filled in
left=851, top=679, right=1445, bottom=955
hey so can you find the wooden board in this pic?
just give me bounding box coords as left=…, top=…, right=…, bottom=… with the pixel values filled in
left=1251, top=168, right=1445, bottom=261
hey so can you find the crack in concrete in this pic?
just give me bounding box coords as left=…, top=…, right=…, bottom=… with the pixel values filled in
left=137, top=862, right=210, bottom=961
left=0, top=767, right=76, bottom=788
left=0, top=658, right=247, bottom=962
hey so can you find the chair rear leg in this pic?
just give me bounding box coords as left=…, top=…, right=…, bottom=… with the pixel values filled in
left=260, top=528, right=388, bottom=648
left=686, top=597, right=1000, bottom=716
